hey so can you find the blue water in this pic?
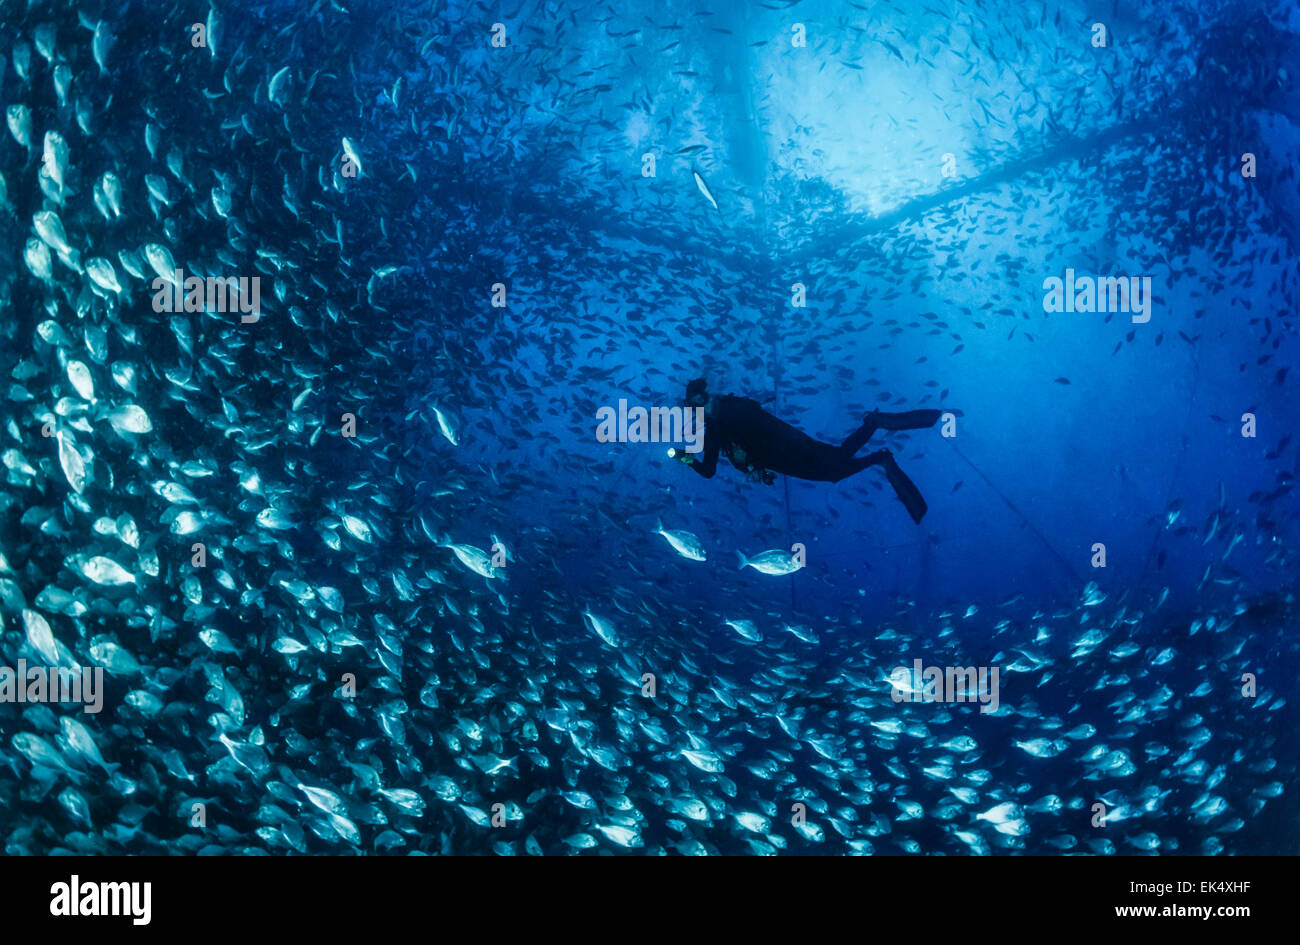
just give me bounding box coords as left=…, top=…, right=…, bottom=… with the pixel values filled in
left=0, top=0, right=1297, bottom=855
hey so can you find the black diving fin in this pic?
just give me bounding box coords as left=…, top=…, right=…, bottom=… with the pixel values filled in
left=882, top=452, right=928, bottom=523
left=869, top=409, right=943, bottom=431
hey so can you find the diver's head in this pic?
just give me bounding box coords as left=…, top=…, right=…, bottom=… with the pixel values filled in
left=685, top=377, right=709, bottom=408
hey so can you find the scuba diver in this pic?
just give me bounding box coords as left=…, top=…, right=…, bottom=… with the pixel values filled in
left=673, top=378, right=940, bottom=523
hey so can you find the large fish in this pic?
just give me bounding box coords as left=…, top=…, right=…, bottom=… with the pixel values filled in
left=655, top=519, right=706, bottom=561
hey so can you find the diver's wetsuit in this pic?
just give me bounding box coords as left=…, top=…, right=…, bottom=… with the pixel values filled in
left=685, top=394, right=939, bottom=522
left=689, top=395, right=903, bottom=483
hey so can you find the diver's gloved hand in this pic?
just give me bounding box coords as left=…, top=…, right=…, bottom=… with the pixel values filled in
left=667, top=448, right=696, bottom=466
